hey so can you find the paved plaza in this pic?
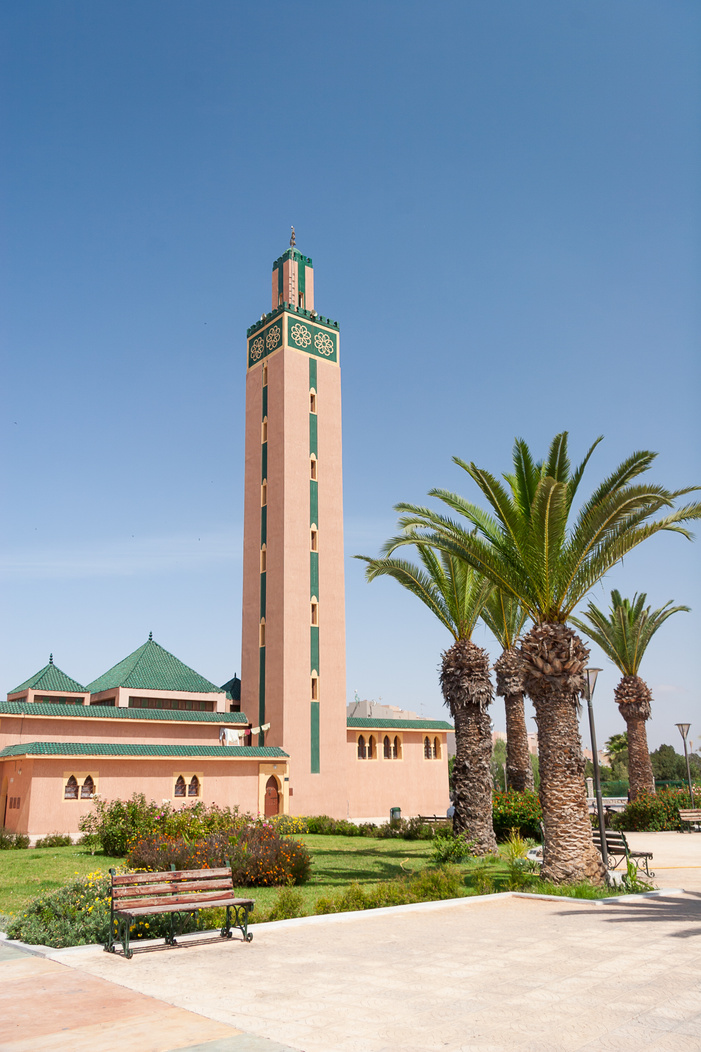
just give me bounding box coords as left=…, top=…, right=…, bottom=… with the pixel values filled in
left=1, top=831, right=700, bottom=1052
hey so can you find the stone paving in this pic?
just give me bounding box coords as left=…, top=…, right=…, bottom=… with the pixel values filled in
left=1, top=830, right=700, bottom=1051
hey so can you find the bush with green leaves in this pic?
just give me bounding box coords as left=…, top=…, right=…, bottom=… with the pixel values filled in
left=304, top=815, right=378, bottom=836
left=430, top=833, right=474, bottom=864
left=0, top=828, right=30, bottom=849
left=314, top=866, right=464, bottom=915
left=491, top=790, right=542, bottom=841
left=127, top=821, right=311, bottom=887
left=375, top=816, right=435, bottom=840
left=612, top=787, right=693, bottom=832
left=34, top=833, right=73, bottom=848
left=79, top=795, right=248, bottom=856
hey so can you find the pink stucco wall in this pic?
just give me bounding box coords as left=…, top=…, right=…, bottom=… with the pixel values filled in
left=0, top=756, right=286, bottom=837
left=0, top=714, right=235, bottom=750
left=345, top=730, right=451, bottom=819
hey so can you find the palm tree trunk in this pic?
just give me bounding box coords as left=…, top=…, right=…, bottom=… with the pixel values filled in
left=495, top=648, right=534, bottom=792
left=615, top=675, right=656, bottom=800
left=451, top=703, right=497, bottom=854
left=625, top=716, right=655, bottom=799
left=504, top=693, right=535, bottom=792
left=441, top=638, right=496, bottom=855
left=521, top=623, right=605, bottom=885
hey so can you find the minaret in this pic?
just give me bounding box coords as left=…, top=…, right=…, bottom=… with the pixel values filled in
left=240, top=236, right=348, bottom=817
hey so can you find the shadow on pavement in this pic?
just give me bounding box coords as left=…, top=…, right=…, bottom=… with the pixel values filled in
left=557, top=892, right=701, bottom=939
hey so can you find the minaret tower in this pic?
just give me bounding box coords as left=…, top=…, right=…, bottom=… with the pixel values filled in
left=241, top=234, right=348, bottom=816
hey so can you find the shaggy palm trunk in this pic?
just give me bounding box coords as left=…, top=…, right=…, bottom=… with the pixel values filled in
left=494, top=648, right=534, bottom=792
left=616, top=675, right=656, bottom=799
left=521, top=623, right=605, bottom=885
left=441, top=638, right=496, bottom=855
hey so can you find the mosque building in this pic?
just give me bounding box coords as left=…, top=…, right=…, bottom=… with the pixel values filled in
left=0, top=240, right=451, bottom=837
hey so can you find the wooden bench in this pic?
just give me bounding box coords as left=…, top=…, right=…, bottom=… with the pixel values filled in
left=679, top=808, right=701, bottom=832
left=105, top=866, right=254, bottom=959
left=593, top=830, right=654, bottom=878
left=417, top=814, right=450, bottom=827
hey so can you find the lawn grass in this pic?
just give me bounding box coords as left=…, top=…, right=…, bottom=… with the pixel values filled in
left=0, top=833, right=630, bottom=930
left=0, top=844, right=124, bottom=918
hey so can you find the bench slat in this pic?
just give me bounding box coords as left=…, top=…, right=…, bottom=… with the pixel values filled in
left=112, top=867, right=232, bottom=885
left=112, top=878, right=232, bottom=899
left=115, top=896, right=253, bottom=913
left=115, top=889, right=238, bottom=910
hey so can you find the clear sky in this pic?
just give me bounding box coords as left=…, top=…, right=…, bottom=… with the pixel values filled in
left=2, top=2, right=699, bottom=753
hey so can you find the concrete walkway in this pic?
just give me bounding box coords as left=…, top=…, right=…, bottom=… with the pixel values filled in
left=1, top=830, right=699, bottom=1051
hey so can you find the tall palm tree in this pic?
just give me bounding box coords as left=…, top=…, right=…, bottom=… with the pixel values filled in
left=384, top=433, right=700, bottom=884
left=572, top=591, right=689, bottom=800
left=356, top=545, right=497, bottom=853
left=480, top=591, right=534, bottom=792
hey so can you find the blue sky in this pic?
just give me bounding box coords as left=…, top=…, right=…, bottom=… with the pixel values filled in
left=2, top=2, right=699, bottom=753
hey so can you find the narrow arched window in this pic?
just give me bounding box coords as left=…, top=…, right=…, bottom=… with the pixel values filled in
left=175, top=775, right=186, bottom=797
left=433, top=737, right=440, bottom=759
left=394, top=736, right=401, bottom=760
left=80, top=775, right=95, bottom=799
left=383, top=735, right=391, bottom=759
left=188, top=775, right=200, bottom=798
left=262, top=362, right=268, bottom=385
left=64, top=775, right=78, bottom=800
left=357, top=735, right=366, bottom=759
left=367, top=735, right=376, bottom=759
left=424, top=736, right=431, bottom=759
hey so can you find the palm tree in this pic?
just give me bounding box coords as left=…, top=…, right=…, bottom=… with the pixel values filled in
left=384, top=433, right=700, bottom=884
left=481, top=591, right=534, bottom=792
left=356, top=544, right=497, bottom=853
left=572, top=591, right=689, bottom=800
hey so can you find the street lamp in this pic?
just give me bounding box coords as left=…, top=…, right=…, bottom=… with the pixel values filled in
left=584, top=668, right=608, bottom=867
left=676, top=723, right=695, bottom=804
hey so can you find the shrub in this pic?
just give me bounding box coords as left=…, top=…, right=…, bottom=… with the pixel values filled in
left=35, top=834, right=73, bottom=848
left=315, top=866, right=463, bottom=915
left=430, top=833, right=474, bottom=864
left=266, top=886, right=307, bottom=921
left=612, top=787, right=693, bottom=831
left=127, top=822, right=312, bottom=887
left=376, top=817, right=435, bottom=840
left=492, top=790, right=542, bottom=841
left=270, top=814, right=308, bottom=835
left=0, top=828, right=30, bottom=849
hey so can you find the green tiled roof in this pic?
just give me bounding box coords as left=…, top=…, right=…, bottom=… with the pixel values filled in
left=86, top=637, right=224, bottom=695
left=0, top=702, right=248, bottom=725
left=0, top=742, right=288, bottom=759
left=9, top=658, right=87, bottom=696
left=346, top=717, right=453, bottom=731
left=220, top=676, right=241, bottom=703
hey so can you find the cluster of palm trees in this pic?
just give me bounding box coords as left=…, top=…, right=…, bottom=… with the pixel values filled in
left=358, top=433, right=699, bottom=885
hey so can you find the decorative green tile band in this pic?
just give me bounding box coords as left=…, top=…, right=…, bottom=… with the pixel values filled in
left=260, top=572, right=266, bottom=618
left=260, top=505, right=267, bottom=545
left=309, top=414, right=317, bottom=455
left=261, top=442, right=267, bottom=480
left=310, top=626, right=319, bottom=673
left=247, top=312, right=338, bottom=368
left=310, top=480, right=318, bottom=525
left=258, top=648, right=266, bottom=747
left=310, top=701, right=320, bottom=774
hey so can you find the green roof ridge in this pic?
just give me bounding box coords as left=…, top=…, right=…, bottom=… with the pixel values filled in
left=0, top=701, right=248, bottom=724
left=346, top=717, right=453, bottom=731
left=9, top=659, right=87, bottom=696
left=0, top=741, right=288, bottom=759
left=86, top=638, right=224, bottom=695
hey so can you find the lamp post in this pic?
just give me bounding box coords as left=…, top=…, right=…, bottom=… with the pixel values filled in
left=676, top=723, right=694, bottom=804
left=584, top=668, right=608, bottom=867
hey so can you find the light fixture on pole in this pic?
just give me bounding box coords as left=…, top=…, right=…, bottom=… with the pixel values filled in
left=584, top=668, right=607, bottom=867
left=676, top=723, right=694, bottom=804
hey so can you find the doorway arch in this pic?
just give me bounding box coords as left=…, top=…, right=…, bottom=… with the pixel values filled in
left=264, top=776, right=280, bottom=817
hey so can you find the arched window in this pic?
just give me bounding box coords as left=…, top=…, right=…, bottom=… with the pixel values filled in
left=433, top=737, right=440, bottom=759
left=261, top=416, right=268, bottom=443
left=64, top=775, right=78, bottom=800
left=394, top=736, right=401, bottom=760
left=188, top=775, right=200, bottom=798
left=424, top=736, right=432, bottom=759
left=367, top=735, right=376, bottom=759
left=80, top=775, right=95, bottom=799
left=262, top=362, right=268, bottom=385
left=174, top=775, right=186, bottom=797
left=310, top=454, right=317, bottom=480
left=357, top=735, right=366, bottom=759
left=383, top=735, right=391, bottom=759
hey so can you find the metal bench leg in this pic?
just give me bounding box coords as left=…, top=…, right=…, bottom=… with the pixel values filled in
left=221, top=905, right=233, bottom=939
left=231, top=903, right=253, bottom=943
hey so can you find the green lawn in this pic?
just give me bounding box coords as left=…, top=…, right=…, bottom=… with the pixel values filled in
left=0, top=836, right=435, bottom=921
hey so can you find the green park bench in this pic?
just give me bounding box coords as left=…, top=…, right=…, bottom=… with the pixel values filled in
left=593, top=829, right=654, bottom=878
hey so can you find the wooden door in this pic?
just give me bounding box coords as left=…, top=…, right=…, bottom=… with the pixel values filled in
left=264, top=776, right=280, bottom=817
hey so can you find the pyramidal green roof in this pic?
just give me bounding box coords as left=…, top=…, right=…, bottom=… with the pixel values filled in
left=86, top=637, right=224, bottom=695
left=9, top=657, right=87, bottom=696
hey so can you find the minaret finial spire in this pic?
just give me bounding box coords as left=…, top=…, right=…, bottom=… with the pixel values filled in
left=290, top=225, right=296, bottom=248
left=148, top=631, right=153, bottom=642
left=49, top=653, right=54, bottom=665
